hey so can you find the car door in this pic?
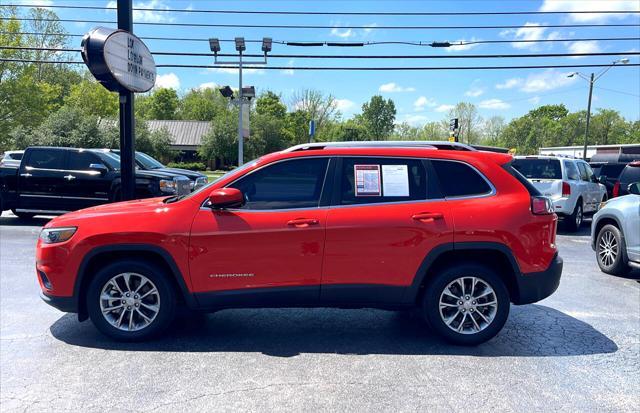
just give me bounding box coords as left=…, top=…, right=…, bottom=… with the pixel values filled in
left=577, top=161, right=597, bottom=211
left=18, top=148, right=68, bottom=211
left=189, top=157, right=332, bottom=307
left=60, top=150, right=113, bottom=210
left=320, top=157, right=453, bottom=305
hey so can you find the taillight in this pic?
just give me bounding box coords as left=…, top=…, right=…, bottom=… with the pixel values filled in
left=562, top=181, right=571, bottom=197
left=612, top=181, right=620, bottom=197
left=532, top=196, right=554, bottom=215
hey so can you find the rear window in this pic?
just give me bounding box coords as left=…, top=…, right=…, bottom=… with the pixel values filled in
left=600, top=164, right=629, bottom=180
left=432, top=160, right=492, bottom=197
left=619, top=163, right=640, bottom=185
left=512, top=158, right=562, bottom=180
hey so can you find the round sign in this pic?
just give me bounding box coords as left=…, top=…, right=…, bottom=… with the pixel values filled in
left=81, top=27, right=156, bottom=93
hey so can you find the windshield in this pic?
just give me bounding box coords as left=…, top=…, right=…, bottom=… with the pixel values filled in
left=512, top=158, right=562, bottom=180
left=94, top=151, right=121, bottom=170
left=136, top=152, right=165, bottom=169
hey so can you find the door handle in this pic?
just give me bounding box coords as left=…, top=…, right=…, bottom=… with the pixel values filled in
left=20, top=173, right=32, bottom=178
left=412, top=212, right=444, bottom=222
left=287, top=218, right=319, bottom=228
left=63, top=175, right=76, bottom=181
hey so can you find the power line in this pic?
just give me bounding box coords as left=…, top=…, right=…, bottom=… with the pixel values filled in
left=3, top=17, right=640, bottom=30
left=5, top=3, right=640, bottom=17
left=4, top=58, right=638, bottom=71
left=4, top=32, right=640, bottom=47
left=3, top=45, right=639, bottom=60
left=594, top=86, right=640, bottom=98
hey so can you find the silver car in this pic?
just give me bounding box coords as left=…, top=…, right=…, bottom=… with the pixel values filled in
left=591, top=182, right=640, bottom=276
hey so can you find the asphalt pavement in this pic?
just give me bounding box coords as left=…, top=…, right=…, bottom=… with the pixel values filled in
left=1, top=211, right=638, bottom=412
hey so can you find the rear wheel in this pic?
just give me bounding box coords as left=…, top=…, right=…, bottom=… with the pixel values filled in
left=565, top=200, right=583, bottom=232
left=596, top=224, right=630, bottom=276
left=11, top=209, right=35, bottom=220
left=86, top=260, right=176, bottom=341
left=422, top=264, right=510, bottom=345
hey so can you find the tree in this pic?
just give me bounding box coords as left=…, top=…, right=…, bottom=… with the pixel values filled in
left=256, top=91, right=287, bottom=118
left=483, top=116, right=506, bottom=145
left=448, top=102, right=482, bottom=144
left=25, top=8, right=69, bottom=81
left=394, top=122, right=421, bottom=140
left=103, top=120, right=175, bottom=161
left=179, top=87, right=228, bottom=121
left=590, top=109, right=628, bottom=145
left=199, top=110, right=238, bottom=167
left=290, top=89, right=338, bottom=133
left=422, top=121, right=447, bottom=140
left=145, top=88, right=179, bottom=120
left=64, top=79, right=119, bottom=118
left=361, top=95, right=396, bottom=140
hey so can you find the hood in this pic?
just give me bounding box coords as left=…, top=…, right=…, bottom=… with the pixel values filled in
left=134, top=169, right=185, bottom=180
left=149, top=167, right=205, bottom=180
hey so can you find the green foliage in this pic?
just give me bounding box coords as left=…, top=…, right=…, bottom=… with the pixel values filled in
left=199, top=110, right=238, bottom=166
left=103, top=122, right=175, bottom=162
left=167, top=161, right=207, bottom=171
left=361, top=95, right=397, bottom=140
left=65, top=79, right=119, bottom=118
left=143, top=88, right=180, bottom=120
left=179, top=87, right=228, bottom=121
left=256, top=91, right=287, bottom=118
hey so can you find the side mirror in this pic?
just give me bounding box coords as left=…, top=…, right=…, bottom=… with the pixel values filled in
left=628, top=182, right=640, bottom=196
left=208, top=188, right=244, bottom=209
left=89, top=163, right=108, bottom=174
left=598, top=175, right=607, bottom=185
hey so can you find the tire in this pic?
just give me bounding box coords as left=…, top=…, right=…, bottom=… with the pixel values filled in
left=565, top=200, right=583, bottom=232
left=596, top=224, right=630, bottom=276
left=11, top=209, right=35, bottom=220
left=422, top=263, right=510, bottom=346
left=86, top=259, right=176, bottom=341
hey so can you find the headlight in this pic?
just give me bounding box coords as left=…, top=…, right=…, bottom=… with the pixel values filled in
left=194, top=176, right=208, bottom=188
left=159, top=179, right=177, bottom=193
left=39, top=227, right=77, bottom=244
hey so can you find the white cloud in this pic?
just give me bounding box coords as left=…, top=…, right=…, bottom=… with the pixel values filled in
left=479, top=99, right=511, bottom=110
left=379, top=82, right=416, bottom=93
left=330, top=28, right=354, bottom=38
left=520, top=69, right=578, bottom=93
left=335, top=99, right=356, bottom=112
left=414, top=96, right=437, bottom=111
left=529, top=96, right=541, bottom=105
left=446, top=38, right=481, bottom=52
left=155, top=73, right=180, bottom=89
left=567, top=40, right=602, bottom=57
left=465, top=87, right=485, bottom=97
left=435, top=104, right=455, bottom=113
left=496, top=78, right=523, bottom=89
left=107, top=1, right=174, bottom=23
left=210, top=67, right=265, bottom=75
left=197, top=82, right=218, bottom=90
left=540, top=0, right=640, bottom=23
left=403, top=114, right=429, bottom=126
left=282, top=59, right=295, bottom=76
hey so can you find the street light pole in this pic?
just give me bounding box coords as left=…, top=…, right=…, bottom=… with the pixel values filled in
left=238, top=50, right=244, bottom=166
left=583, top=72, right=595, bottom=161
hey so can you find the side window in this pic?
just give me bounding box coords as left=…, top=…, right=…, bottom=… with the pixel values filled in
left=229, top=158, right=329, bottom=210
left=577, top=162, right=589, bottom=181
left=24, top=149, right=65, bottom=170
left=339, top=157, right=427, bottom=205
left=67, top=151, right=100, bottom=171
left=432, top=160, right=492, bottom=197
left=583, top=163, right=594, bottom=181
left=564, top=161, right=580, bottom=181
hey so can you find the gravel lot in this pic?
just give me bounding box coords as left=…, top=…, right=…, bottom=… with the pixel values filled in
left=1, top=211, right=639, bottom=412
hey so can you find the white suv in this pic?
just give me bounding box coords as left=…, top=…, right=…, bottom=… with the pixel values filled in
left=513, top=156, right=607, bottom=231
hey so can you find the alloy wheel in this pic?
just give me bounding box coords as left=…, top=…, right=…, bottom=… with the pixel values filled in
left=576, top=205, right=583, bottom=228
left=438, top=276, right=498, bottom=335
left=598, top=230, right=619, bottom=267
left=99, top=272, right=161, bottom=332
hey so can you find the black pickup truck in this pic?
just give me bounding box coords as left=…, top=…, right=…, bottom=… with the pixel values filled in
left=0, top=147, right=191, bottom=218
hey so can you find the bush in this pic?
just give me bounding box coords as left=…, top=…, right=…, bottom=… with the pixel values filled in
left=166, top=161, right=207, bottom=171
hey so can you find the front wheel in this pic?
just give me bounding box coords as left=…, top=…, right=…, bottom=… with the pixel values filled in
left=423, top=264, right=510, bottom=345
left=86, top=260, right=176, bottom=341
left=596, top=224, right=630, bottom=276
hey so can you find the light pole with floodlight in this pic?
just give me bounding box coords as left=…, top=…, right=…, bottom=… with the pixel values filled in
left=567, top=58, right=630, bottom=160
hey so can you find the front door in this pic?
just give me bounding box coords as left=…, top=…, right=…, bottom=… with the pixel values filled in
left=321, top=157, right=453, bottom=305
left=189, top=157, right=331, bottom=308
left=60, top=150, right=113, bottom=210
left=18, top=148, right=68, bottom=211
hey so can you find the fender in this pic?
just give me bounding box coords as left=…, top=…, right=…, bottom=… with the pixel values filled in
left=74, top=244, right=198, bottom=311
left=404, top=241, right=522, bottom=303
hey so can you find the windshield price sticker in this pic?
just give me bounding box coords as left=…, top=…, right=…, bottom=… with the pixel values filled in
left=354, top=164, right=381, bottom=196
left=382, top=165, right=410, bottom=197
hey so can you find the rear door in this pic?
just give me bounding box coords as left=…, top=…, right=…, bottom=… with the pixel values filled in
left=60, top=150, right=113, bottom=210
left=18, top=148, right=68, bottom=211
left=320, top=157, right=452, bottom=305
left=577, top=161, right=598, bottom=211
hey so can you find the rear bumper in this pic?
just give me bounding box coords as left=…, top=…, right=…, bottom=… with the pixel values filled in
left=40, top=291, right=77, bottom=313
left=513, top=253, right=563, bottom=305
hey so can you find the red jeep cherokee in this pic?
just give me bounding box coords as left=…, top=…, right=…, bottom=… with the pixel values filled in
left=37, top=142, right=562, bottom=345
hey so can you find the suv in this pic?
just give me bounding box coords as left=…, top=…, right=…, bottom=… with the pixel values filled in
left=0, top=150, right=24, bottom=168
left=612, top=161, right=640, bottom=198
left=512, top=156, right=606, bottom=231
left=37, top=142, right=562, bottom=345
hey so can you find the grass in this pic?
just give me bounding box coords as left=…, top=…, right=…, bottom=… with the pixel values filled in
left=205, top=171, right=226, bottom=182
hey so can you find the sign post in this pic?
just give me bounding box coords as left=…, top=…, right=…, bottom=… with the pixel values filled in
left=308, top=120, right=316, bottom=143
left=449, top=118, right=459, bottom=143
left=81, top=0, right=156, bottom=200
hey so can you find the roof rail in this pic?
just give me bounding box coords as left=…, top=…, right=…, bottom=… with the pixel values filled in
left=283, top=140, right=476, bottom=153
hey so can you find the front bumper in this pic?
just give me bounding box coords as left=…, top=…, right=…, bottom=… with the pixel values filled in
left=513, top=253, right=563, bottom=305
left=40, top=291, right=77, bottom=313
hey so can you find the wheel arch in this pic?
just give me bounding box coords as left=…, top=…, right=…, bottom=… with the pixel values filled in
left=75, top=244, right=197, bottom=320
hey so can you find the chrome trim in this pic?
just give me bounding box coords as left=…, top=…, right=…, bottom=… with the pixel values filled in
left=15, top=209, right=70, bottom=214
left=20, top=194, right=109, bottom=201
left=283, top=141, right=476, bottom=153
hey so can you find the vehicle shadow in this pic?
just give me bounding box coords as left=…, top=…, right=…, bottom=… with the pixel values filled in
left=0, top=214, right=52, bottom=227
left=50, top=304, right=618, bottom=358
left=556, top=221, right=592, bottom=237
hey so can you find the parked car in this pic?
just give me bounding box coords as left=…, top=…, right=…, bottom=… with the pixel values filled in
left=108, top=150, right=208, bottom=190
left=512, top=155, right=606, bottom=231
left=590, top=162, right=627, bottom=199
left=37, top=141, right=562, bottom=345
left=1, top=147, right=191, bottom=218
left=612, top=161, right=640, bottom=198
left=591, top=183, right=640, bottom=276
left=0, top=150, right=24, bottom=168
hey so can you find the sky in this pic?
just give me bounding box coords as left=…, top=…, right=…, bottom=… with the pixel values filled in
left=15, top=0, right=640, bottom=125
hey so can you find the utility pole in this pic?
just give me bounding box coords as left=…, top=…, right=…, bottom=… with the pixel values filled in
left=583, top=73, right=595, bottom=161
left=237, top=48, right=244, bottom=166
left=117, top=0, right=136, bottom=200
